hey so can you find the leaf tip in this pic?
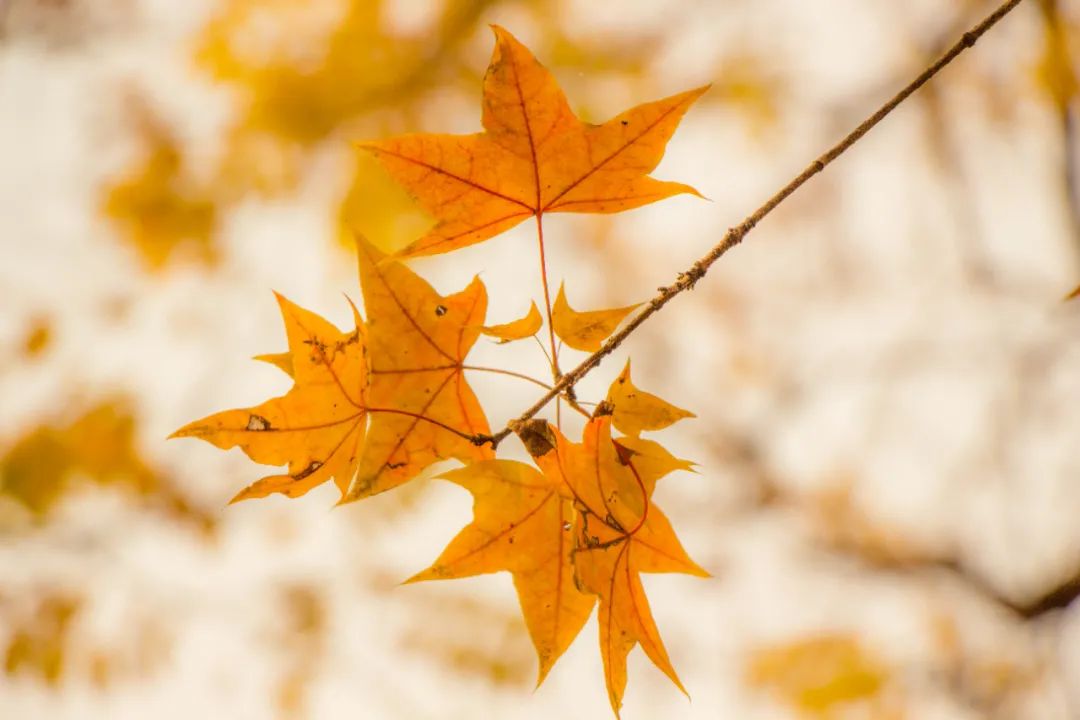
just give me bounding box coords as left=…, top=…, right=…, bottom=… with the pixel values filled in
left=226, top=490, right=249, bottom=505
left=534, top=662, right=552, bottom=690
left=400, top=570, right=426, bottom=586
left=168, top=422, right=203, bottom=440
left=332, top=493, right=356, bottom=509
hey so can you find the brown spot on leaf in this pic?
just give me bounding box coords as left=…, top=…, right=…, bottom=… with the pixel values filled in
left=246, top=414, right=271, bottom=431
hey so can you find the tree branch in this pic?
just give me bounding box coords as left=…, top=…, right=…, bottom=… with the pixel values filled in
left=484, top=0, right=1029, bottom=449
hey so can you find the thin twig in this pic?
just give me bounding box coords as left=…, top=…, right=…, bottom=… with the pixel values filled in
left=461, top=364, right=552, bottom=391
left=484, top=0, right=1029, bottom=449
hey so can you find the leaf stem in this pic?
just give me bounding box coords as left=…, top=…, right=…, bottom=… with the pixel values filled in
left=462, top=364, right=552, bottom=390
left=365, top=406, right=479, bottom=442
left=461, top=364, right=591, bottom=418
left=535, top=213, right=561, bottom=382
left=623, top=457, right=649, bottom=537
left=486, top=0, right=1028, bottom=449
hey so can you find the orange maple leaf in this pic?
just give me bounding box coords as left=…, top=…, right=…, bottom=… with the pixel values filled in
left=344, top=236, right=493, bottom=501
left=171, top=293, right=368, bottom=502
left=172, top=237, right=494, bottom=503
left=414, top=413, right=701, bottom=700
left=522, top=415, right=707, bottom=716
left=358, top=25, right=707, bottom=259
left=407, top=459, right=594, bottom=685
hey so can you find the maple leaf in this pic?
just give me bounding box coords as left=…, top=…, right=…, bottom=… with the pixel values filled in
left=521, top=415, right=707, bottom=716
left=551, top=282, right=640, bottom=352
left=172, top=293, right=368, bottom=502
left=173, top=237, right=494, bottom=504
left=408, top=459, right=594, bottom=685
left=344, top=236, right=493, bottom=501
left=605, top=360, right=695, bottom=437
left=358, top=25, right=707, bottom=259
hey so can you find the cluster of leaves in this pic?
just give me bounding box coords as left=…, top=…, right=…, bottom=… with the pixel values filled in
left=174, top=26, right=707, bottom=715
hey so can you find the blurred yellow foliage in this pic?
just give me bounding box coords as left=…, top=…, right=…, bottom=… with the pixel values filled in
left=1033, top=4, right=1078, bottom=112
left=338, top=151, right=433, bottom=254
left=2, top=590, right=174, bottom=689
left=196, top=0, right=408, bottom=147
left=710, top=49, right=784, bottom=136
left=3, top=594, right=81, bottom=686
left=275, top=583, right=326, bottom=719
left=747, top=634, right=900, bottom=718
left=191, top=0, right=496, bottom=251
left=0, top=400, right=212, bottom=531
left=400, top=592, right=532, bottom=687
left=193, top=0, right=487, bottom=185
left=20, top=316, right=52, bottom=359
left=100, top=102, right=217, bottom=269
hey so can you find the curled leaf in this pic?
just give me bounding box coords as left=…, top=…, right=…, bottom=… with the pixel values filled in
left=480, top=301, right=543, bottom=343
left=552, top=283, right=639, bottom=352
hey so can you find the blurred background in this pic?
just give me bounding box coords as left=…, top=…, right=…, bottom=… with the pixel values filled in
left=2, top=0, right=1080, bottom=717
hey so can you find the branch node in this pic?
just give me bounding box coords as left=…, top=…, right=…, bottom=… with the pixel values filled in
left=471, top=433, right=494, bottom=447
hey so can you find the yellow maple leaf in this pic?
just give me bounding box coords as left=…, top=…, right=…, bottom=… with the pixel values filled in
left=172, top=294, right=368, bottom=502
left=551, top=283, right=640, bottom=353
left=524, top=415, right=707, bottom=717
left=408, top=459, right=594, bottom=685
left=344, top=236, right=493, bottom=501
left=605, top=360, right=695, bottom=437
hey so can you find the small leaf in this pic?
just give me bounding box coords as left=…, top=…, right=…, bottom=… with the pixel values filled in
left=606, top=360, right=694, bottom=436
left=480, top=301, right=543, bottom=343
left=551, top=283, right=639, bottom=352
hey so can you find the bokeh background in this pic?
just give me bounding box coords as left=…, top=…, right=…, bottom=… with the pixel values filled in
left=3, top=0, right=1080, bottom=717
